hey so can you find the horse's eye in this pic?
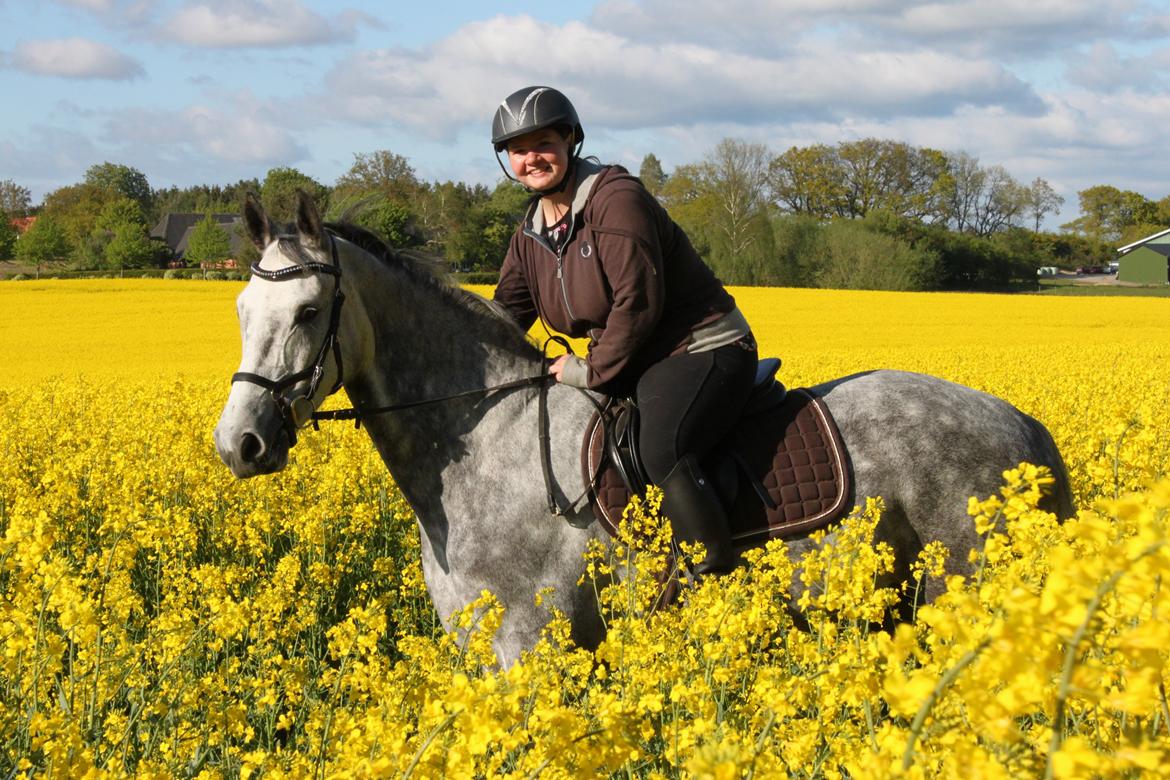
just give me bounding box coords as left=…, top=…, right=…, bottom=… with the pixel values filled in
left=295, top=306, right=319, bottom=325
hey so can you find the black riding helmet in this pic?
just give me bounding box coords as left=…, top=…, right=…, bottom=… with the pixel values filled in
left=491, top=86, right=585, bottom=195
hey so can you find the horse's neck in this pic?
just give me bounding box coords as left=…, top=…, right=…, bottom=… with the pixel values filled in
left=342, top=257, right=544, bottom=498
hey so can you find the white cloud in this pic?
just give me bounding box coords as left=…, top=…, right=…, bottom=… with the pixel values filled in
left=8, top=38, right=144, bottom=80
left=49, top=0, right=159, bottom=26
left=161, top=0, right=369, bottom=48
left=102, top=91, right=308, bottom=164
left=53, top=0, right=118, bottom=10
left=1066, top=41, right=1170, bottom=90
left=0, top=126, right=104, bottom=198
left=317, top=14, right=1036, bottom=141
left=7, top=4, right=1170, bottom=214
left=593, top=0, right=1149, bottom=60
left=591, top=0, right=900, bottom=50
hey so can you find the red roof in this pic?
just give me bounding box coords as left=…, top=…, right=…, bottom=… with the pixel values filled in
left=10, top=216, right=36, bottom=234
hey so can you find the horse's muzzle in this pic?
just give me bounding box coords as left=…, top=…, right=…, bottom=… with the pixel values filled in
left=214, top=396, right=293, bottom=478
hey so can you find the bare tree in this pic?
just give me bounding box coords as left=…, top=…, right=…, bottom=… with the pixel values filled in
left=0, top=179, right=32, bottom=217
left=703, top=138, right=772, bottom=257
left=970, top=165, right=1028, bottom=236
left=946, top=151, right=986, bottom=233
left=1025, top=177, right=1064, bottom=231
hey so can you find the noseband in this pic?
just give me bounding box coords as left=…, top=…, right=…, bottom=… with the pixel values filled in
left=231, top=234, right=345, bottom=445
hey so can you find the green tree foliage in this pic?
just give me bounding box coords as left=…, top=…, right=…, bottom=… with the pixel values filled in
left=95, top=197, right=147, bottom=234
left=769, top=144, right=848, bottom=217
left=348, top=199, right=421, bottom=249
left=0, top=179, right=32, bottom=217
left=0, top=218, right=17, bottom=261
left=154, top=180, right=261, bottom=217
left=768, top=214, right=823, bottom=287
left=414, top=181, right=481, bottom=256
left=69, top=196, right=157, bottom=271
left=967, top=165, right=1029, bottom=237
left=104, top=222, right=157, bottom=270
left=810, top=217, right=941, bottom=291
left=330, top=150, right=434, bottom=253
left=659, top=141, right=775, bottom=283
left=185, top=214, right=233, bottom=266
left=863, top=212, right=1036, bottom=290
left=334, top=150, right=421, bottom=201
left=638, top=154, right=667, bottom=197
left=17, top=138, right=1122, bottom=292
left=260, top=167, right=330, bottom=225
left=659, top=162, right=718, bottom=261
left=233, top=222, right=261, bottom=267
left=40, top=183, right=124, bottom=256
left=15, top=215, right=69, bottom=265
left=1031, top=232, right=1113, bottom=270
left=769, top=140, right=953, bottom=224
left=85, top=162, right=153, bottom=216
left=1062, top=185, right=1159, bottom=243
left=444, top=181, right=529, bottom=271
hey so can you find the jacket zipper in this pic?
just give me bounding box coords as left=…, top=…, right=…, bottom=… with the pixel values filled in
left=524, top=212, right=578, bottom=322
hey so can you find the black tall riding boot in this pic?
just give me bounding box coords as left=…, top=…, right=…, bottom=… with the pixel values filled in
left=660, top=454, right=737, bottom=576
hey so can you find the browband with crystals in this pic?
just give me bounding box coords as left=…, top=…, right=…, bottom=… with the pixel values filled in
left=250, top=260, right=340, bottom=280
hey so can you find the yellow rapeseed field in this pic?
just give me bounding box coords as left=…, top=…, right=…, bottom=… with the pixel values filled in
left=1, top=278, right=1169, bottom=777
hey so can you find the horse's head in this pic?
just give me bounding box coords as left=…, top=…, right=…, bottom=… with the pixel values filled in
left=214, top=191, right=349, bottom=478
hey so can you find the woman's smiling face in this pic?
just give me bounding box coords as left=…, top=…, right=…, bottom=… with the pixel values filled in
left=506, top=128, right=571, bottom=191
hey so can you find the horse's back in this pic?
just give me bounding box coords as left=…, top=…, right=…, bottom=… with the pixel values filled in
left=810, top=370, right=1072, bottom=580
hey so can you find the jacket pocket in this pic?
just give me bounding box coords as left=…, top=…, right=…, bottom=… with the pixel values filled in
left=562, top=231, right=611, bottom=325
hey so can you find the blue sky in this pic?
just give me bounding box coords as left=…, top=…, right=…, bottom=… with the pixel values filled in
left=3, top=0, right=1170, bottom=228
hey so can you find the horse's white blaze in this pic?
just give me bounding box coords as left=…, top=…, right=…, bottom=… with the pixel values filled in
left=214, top=242, right=336, bottom=478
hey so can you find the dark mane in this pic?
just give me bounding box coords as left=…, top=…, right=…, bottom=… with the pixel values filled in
left=321, top=220, right=537, bottom=354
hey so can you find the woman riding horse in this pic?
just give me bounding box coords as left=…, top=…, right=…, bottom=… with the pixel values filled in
left=490, top=85, right=759, bottom=576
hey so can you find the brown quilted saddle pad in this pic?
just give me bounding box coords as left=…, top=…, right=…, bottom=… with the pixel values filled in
left=582, top=388, right=851, bottom=544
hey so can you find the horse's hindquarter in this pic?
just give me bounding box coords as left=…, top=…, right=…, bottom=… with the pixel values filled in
left=812, top=370, right=1067, bottom=586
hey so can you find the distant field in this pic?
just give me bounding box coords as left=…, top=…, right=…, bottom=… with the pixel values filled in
left=1035, top=277, right=1170, bottom=296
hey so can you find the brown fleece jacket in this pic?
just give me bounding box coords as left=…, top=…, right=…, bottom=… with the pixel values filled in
left=493, top=160, right=736, bottom=393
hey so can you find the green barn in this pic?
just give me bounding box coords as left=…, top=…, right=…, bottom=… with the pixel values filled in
left=1118, top=229, right=1170, bottom=285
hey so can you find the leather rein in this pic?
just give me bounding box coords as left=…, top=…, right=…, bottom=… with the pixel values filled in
left=230, top=233, right=591, bottom=516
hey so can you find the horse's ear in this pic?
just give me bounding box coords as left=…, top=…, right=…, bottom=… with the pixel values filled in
left=295, top=189, right=327, bottom=252
left=243, top=192, right=275, bottom=251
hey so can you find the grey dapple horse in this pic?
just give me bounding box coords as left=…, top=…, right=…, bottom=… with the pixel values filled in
left=214, top=192, right=1072, bottom=666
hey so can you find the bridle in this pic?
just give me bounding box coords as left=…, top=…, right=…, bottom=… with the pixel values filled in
left=228, top=232, right=599, bottom=516
left=231, top=234, right=346, bottom=446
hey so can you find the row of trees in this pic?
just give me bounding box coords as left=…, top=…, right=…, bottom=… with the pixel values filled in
left=1, top=154, right=531, bottom=275
left=3, top=164, right=164, bottom=271
left=1061, top=185, right=1170, bottom=245
left=3, top=140, right=1163, bottom=290
left=729, top=140, right=1064, bottom=233
left=637, top=139, right=1108, bottom=289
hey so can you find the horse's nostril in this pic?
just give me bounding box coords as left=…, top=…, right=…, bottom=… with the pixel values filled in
left=240, top=432, right=264, bottom=463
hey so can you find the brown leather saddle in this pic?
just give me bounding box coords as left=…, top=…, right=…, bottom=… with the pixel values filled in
left=581, top=358, right=852, bottom=545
